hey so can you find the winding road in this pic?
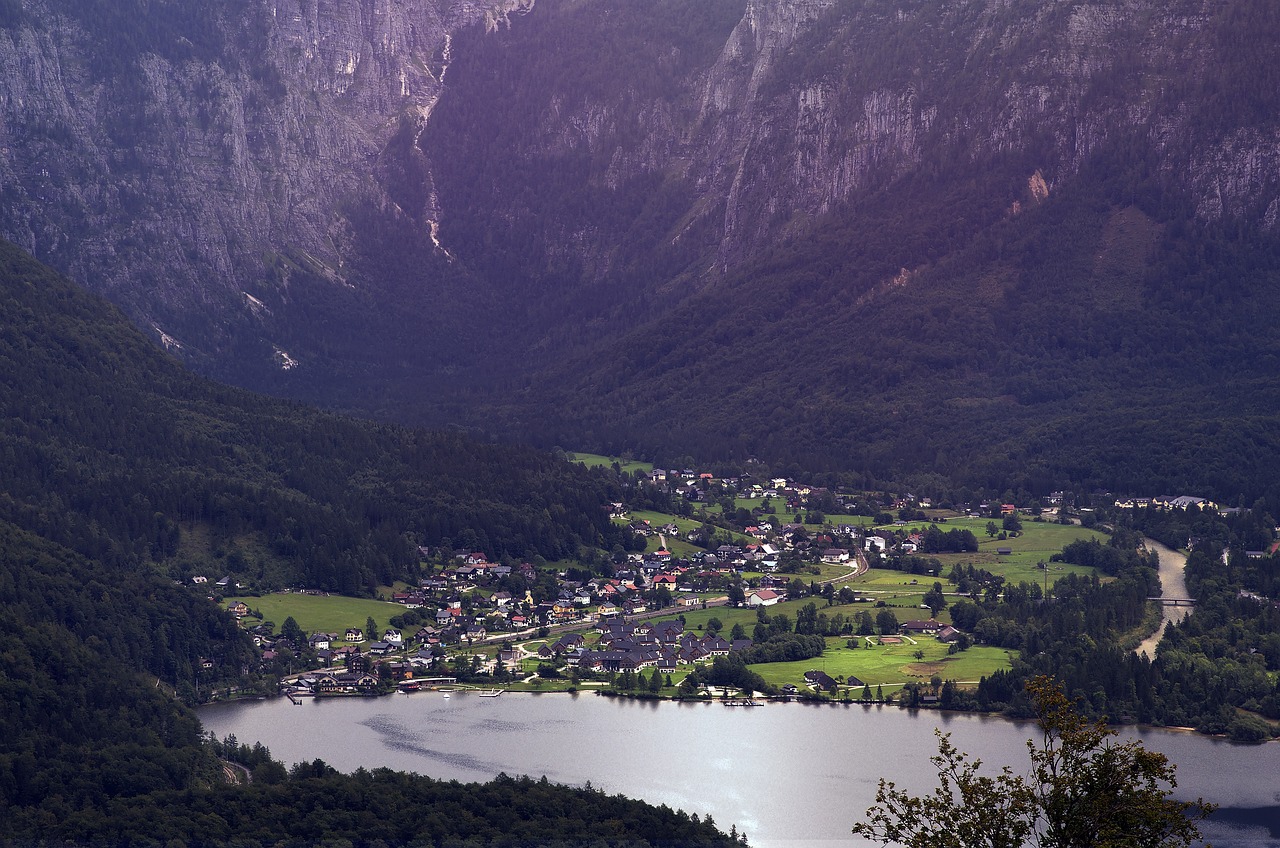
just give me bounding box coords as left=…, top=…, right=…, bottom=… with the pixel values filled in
left=1135, top=537, right=1192, bottom=660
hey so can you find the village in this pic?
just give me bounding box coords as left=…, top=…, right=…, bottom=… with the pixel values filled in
left=217, top=463, right=1221, bottom=702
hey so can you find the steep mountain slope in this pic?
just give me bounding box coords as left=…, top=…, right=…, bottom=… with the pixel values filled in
left=0, top=0, right=532, bottom=390
left=4, top=0, right=1280, bottom=496
left=0, top=238, right=633, bottom=593
left=419, top=0, right=1280, bottom=497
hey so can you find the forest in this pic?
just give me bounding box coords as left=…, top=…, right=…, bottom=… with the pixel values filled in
left=0, top=239, right=638, bottom=594
left=956, top=515, right=1280, bottom=743
left=0, top=240, right=737, bottom=845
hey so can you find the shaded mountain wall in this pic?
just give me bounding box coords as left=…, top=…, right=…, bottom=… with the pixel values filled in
left=3, top=0, right=1280, bottom=494
left=0, top=0, right=531, bottom=369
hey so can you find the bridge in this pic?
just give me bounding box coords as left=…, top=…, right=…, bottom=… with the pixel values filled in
left=1148, top=597, right=1196, bottom=606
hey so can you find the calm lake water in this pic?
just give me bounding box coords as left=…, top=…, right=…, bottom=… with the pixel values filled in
left=199, top=693, right=1280, bottom=848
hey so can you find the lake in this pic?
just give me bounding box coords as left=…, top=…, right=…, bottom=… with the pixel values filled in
left=199, top=692, right=1280, bottom=847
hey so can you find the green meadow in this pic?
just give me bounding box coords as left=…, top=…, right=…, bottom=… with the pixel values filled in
left=569, top=452, right=654, bottom=476
left=622, top=508, right=756, bottom=557
left=872, top=517, right=1106, bottom=586
left=226, top=593, right=407, bottom=639
left=748, top=638, right=1013, bottom=689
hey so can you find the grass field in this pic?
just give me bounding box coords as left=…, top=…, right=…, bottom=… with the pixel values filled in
left=872, top=517, right=1106, bottom=587
left=748, top=638, right=1013, bottom=689
left=623, top=508, right=756, bottom=557
left=226, top=593, right=407, bottom=640
left=569, top=452, right=653, bottom=476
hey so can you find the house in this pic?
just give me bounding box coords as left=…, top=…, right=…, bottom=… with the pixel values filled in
left=747, top=589, right=781, bottom=607
left=227, top=601, right=250, bottom=617
left=383, top=628, right=404, bottom=646
left=677, top=594, right=702, bottom=608
left=901, top=619, right=942, bottom=635
left=652, top=574, right=678, bottom=591
left=702, top=635, right=731, bottom=656
left=822, top=548, right=850, bottom=563
left=803, top=670, right=838, bottom=693
left=345, top=628, right=364, bottom=642
left=937, top=625, right=961, bottom=643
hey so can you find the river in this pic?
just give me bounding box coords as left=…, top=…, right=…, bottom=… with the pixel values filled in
left=199, top=692, right=1280, bottom=847
left=1137, top=537, right=1193, bottom=660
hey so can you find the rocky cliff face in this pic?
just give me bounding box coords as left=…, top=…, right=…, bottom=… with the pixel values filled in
left=2, top=0, right=1279, bottom=415
left=0, top=0, right=531, bottom=360
left=470, top=0, right=1280, bottom=275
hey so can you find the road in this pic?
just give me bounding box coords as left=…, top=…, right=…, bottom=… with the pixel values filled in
left=819, top=550, right=869, bottom=584
left=1135, top=537, right=1191, bottom=660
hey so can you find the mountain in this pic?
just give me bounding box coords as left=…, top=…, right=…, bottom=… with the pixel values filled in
left=4, top=0, right=1280, bottom=498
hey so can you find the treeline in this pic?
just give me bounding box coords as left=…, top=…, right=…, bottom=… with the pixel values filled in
left=29, top=768, right=740, bottom=847
left=0, top=240, right=634, bottom=593
left=964, top=513, right=1280, bottom=741
left=0, top=518, right=241, bottom=818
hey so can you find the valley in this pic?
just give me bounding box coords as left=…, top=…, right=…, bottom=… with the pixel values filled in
left=2, top=0, right=1280, bottom=844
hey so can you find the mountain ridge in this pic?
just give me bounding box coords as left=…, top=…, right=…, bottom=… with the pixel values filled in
left=4, top=0, right=1280, bottom=497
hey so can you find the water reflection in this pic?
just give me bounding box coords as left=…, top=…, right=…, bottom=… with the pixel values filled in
left=199, top=694, right=1280, bottom=847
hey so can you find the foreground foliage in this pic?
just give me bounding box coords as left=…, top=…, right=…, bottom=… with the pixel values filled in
left=854, top=677, right=1213, bottom=848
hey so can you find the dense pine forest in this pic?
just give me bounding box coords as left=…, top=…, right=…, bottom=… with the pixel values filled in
left=0, top=240, right=638, bottom=594
left=0, top=240, right=738, bottom=845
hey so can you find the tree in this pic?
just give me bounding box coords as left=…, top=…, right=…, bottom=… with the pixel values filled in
left=924, top=581, right=948, bottom=616
left=853, top=676, right=1213, bottom=848
left=282, top=616, right=306, bottom=646
left=366, top=616, right=378, bottom=642
left=876, top=609, right=899, bottom=635
left=1025, top=676, right=1213, bottom=848
left=986, top=520, right=999, bottom=538
left=853, top=729, right=1037, bottom=848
